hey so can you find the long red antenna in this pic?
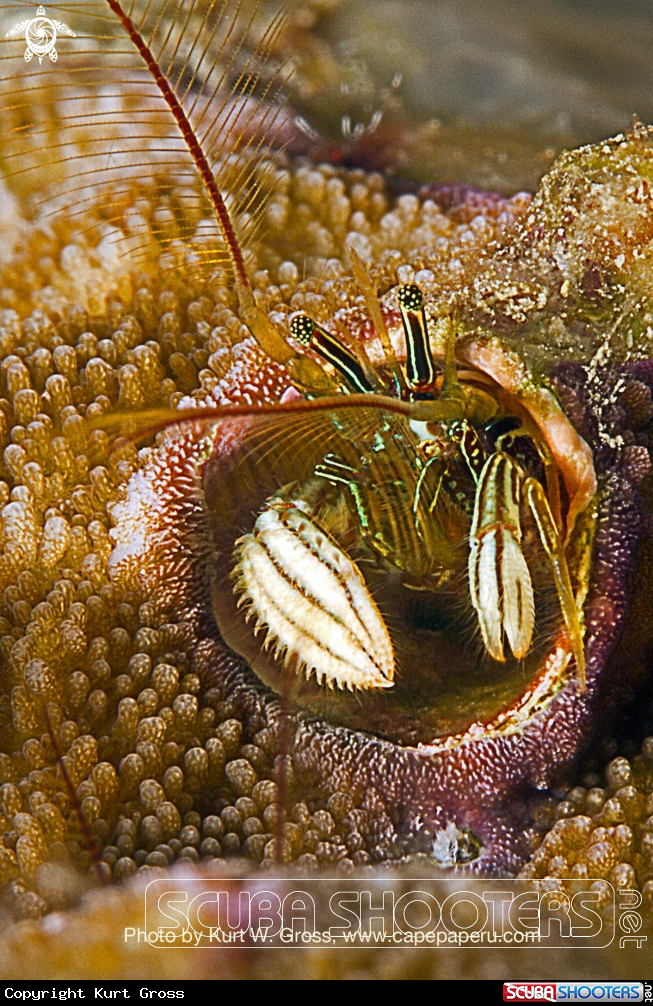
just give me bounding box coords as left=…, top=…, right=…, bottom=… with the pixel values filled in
left=105, top=0, right=251, bottom=291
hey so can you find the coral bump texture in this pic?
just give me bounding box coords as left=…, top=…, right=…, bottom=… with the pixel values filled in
left=0, top=2, right=653, bottom=933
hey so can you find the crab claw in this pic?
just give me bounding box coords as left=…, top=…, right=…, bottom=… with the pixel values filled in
left=232, top=504, right=395, bottom=691
left=459, top=334, right=596, bottom=542
left=468, top=452, right=535, bottom=662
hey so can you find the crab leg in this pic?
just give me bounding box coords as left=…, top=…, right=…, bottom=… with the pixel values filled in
left=469, top=453, right=535, bottom=662
left=524, top=478, right=586, bottom=691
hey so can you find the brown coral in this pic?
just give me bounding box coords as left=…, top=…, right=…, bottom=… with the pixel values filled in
left=1, top=28, right=653, bottom=919
left=523, top=743, right=653, bottom=905
left=0, top=156, right=531, bottom=918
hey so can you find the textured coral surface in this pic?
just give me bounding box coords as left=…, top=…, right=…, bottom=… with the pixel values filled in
left=0, top=135, right=652, bottom=909
left=0, top=158, right=534, bottom=905
left=1, top=1, right=653, bottom=979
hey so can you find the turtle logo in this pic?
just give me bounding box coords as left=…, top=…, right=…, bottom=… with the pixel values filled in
left=6, top=5, right=75, bottom=63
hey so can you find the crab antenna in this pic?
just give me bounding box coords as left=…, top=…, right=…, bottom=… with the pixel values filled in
left=347, top=245, right=407, bottom=395
left=105, top=0, right=251, bottom=292
left=397, top=284, right=436, bottom=391
left=105, top=0, right=309, bottom=376
left=290, top=315, right=376, bottom=393
left=442, top=316, right=461, bottom=393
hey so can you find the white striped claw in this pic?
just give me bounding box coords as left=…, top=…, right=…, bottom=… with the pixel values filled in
left=232, top=504, right=395, bottom=691
left=468, top=452, right=535, bottom=662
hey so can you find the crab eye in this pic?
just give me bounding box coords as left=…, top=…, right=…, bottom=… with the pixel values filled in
left=397, top=283, right=435, bottom=389
left=290, top=313, right=376, bottom=394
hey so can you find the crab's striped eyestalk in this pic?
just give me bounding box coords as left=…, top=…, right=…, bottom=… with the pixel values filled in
left=397, top=284, right=435, bottom=390
left=290, top=314, right=375, bottom=394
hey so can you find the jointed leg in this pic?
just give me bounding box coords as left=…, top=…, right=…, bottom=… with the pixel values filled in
left=525, top=477, right=586, bottom=690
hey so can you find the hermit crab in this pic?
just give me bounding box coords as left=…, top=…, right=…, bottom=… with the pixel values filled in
left=228, top=280, right=590, bottom=696
left=91, top=0, right=653, bottom=872
left=110, top=195, right=598, bottom=736
left=108, top=104, right=653, bottom=875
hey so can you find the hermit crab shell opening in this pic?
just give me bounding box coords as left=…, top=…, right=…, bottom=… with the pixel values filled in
left=200, top=360, right=593, bottom=746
